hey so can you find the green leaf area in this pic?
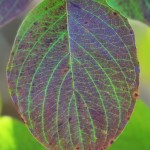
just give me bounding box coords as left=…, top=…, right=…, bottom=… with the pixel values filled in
left=0, top=100, right=149, bottom=150
left=107, top=0, right=150, bottom=26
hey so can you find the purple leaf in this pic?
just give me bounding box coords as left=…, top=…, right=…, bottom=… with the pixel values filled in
left=7, top=0, right=139, bottom=149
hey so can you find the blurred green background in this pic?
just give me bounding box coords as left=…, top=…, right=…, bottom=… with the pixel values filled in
left=0, top=5, right=150, bottom=150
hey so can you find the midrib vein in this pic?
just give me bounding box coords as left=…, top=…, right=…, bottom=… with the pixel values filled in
left=66, top=1, right=84, bottom=149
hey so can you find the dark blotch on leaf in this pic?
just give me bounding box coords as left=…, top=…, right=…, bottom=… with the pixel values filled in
left=45, top=39, right=53, bottom=45
left=70, top=2, right=81, bottom=9
left=127, top=116, right=130, bottom=120
left=61, top=25, right=65, bottom=30
left=75, top=146, right=80, bottom=150
left=113, top=12, right=117, bottom=15
left=110, top=140, right=114, bottom=144
left=69, top=117, right=72, bottom=122
left=130, top=30, right=133, bottom=34
left=59, top=6, right=65, bottom=10
left=33, top=22, right=38, bottom=26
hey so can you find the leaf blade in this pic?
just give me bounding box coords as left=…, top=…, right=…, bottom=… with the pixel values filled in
left=7, top=0, right=139, bottom=149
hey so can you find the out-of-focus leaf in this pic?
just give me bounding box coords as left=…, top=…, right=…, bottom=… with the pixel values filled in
left=7, top=0, right=139, bottom=149
left=107, top=0, right=150, bottom=26
left=0, top=0, right=33, bottom=27
left=129, top=20, right=150, bottom=79
left=0, top=116, right=45, bottom=150
left=129, top=20, right=150, bottom=105
left=0, top=95, right=2, bottom=115
left=109, top=100, right=150, bottom=150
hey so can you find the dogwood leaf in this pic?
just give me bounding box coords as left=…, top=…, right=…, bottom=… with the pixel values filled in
left=7, top=0, right=139, bottom=149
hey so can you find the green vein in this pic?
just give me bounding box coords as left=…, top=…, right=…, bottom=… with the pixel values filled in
left=73, top=57, right=107, bottom=143
left=68, top=32, right=84, bottom=150
left=27, top=32, right=66, bottom=129
left=8, top=1, right=64, bottom=74
left=80, top=6, right=135, bottom=73
left=67, top=93, right=74, bottom=149
left=71, top=14, right=132, bottom=109
left=75, top=89, right=97, bottom=144
left=71, top=14, right=133, bottom=141
left=56, top=70, right=70, bottom=150
left=71, top=37, right=121, bottom=141
left=73, top=92, right=84, bottom=150
left=41, top=53, right=69, bottom=143
left=15, top=13, right=66, bottom=106
left=66, top=1, right=84, bottom=148
left=80, top=5, right=136, bottom=138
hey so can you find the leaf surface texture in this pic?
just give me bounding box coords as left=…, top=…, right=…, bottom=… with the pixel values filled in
left=107, top=0, right=150, bottom=25
left=7, top=0, right=139, bottom=149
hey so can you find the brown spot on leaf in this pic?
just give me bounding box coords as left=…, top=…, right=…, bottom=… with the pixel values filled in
left=109, top=12, right=118, bottom=18
left=59, top=6, right=65, bottom=11
left=61, top=25, right=65, bottom=30
left=113, top=12, right=117, bottom=15
left=20, top=114, right=27, bottom=124
left=75, top=146, right=80, bottom=150
left=127, top=116, right=130, bottom=120
left=133, top=91, right=139, bottom=99
left=61, top=67, right=69, bottom=75
left=110, top=140, right=114, bottom=144
left=33, top=22, right=38, bottom=26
